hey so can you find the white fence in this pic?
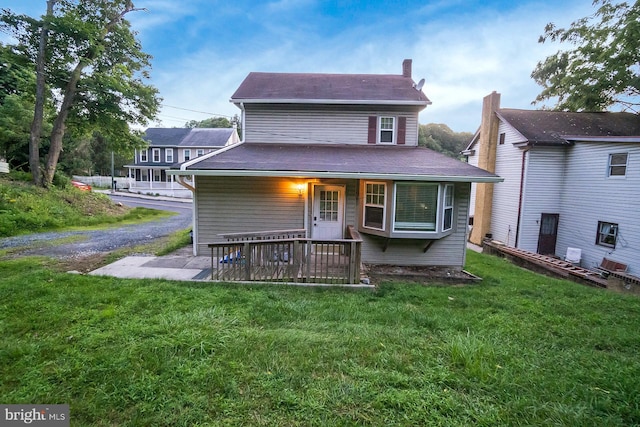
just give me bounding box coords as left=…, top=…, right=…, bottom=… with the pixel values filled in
left=73, top=176, right=134, bottom=189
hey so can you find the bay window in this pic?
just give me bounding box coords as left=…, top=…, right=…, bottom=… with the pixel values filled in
left=394, top=183, right=438, bottom=231
left=360, top=181, right=457, bottom=238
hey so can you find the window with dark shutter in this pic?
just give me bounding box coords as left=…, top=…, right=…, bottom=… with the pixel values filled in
left=368, top=116, right=377, bottom=144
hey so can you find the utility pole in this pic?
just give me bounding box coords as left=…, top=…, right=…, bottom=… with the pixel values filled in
left=111, top=151, right=115, bottom=192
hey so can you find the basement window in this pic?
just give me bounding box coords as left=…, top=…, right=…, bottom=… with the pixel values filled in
left=596, top=221, right=618, bottom=248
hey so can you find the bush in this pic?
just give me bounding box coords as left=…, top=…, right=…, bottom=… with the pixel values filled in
left=52, top=171, right=72, bottom=189
left=8, top=170, right=32, bottom=182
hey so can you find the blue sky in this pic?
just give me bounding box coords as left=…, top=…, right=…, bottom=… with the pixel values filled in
left=2, top=1, right=593, bottom=132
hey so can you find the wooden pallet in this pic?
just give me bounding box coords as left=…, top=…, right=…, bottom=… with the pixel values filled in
left=487, top=243, right=608, bottom=288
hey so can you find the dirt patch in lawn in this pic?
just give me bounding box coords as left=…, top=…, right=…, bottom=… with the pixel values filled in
left=56, top=253, right=112, bottom=274
left=365, top=264, right=482, bottom=285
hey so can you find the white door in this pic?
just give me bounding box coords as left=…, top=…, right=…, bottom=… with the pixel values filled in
left=312, top=185, right=345, bottom=240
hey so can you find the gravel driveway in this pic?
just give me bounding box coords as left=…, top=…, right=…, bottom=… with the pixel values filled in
left=0, top=197, right=192, bottom=260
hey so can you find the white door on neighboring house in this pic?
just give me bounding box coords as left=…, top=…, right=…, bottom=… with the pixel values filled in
left=312, top=185, right=345, bottom=240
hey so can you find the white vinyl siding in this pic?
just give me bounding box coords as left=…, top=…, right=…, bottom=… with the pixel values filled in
left=518, top=148, right=565, bottom=253
left=556, top=142, right=640, bottom=273
left=484, top=121, right=529, bottom=247
left=243, top=105, right=420, bottom=146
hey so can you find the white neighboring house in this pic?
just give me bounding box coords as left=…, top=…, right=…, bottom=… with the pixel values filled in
left=464, top=91, right=640, bottom=275
left=125, top=127, right=240, bottom=198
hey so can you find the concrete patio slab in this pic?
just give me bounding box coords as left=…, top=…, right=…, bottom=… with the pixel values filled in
left=88, top=255, right=209, bottom=281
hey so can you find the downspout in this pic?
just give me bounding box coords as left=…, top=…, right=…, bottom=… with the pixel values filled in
left=515, top=147, right=530, bottom=248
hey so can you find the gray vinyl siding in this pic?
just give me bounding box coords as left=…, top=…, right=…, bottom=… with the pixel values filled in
left=360, top=183, right=470, bottom=268
left=518, top=147, right=565, bottom=253
left=194, top=176, right=471, bottom=268
left=556, top=142, right=640, bottom=274
left=194, top=176, right=306, bottom=255
left=243, top=105, right=420, bottom=146
left=488, top=123, right=526, bottom=246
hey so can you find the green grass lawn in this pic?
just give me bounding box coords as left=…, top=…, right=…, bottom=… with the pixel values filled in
left=1, top=251, right=639, bottom=426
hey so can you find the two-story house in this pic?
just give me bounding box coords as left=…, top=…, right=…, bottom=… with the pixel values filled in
left=168, top=60, right=501, bottom=282
left=125, top=127, right=239, bottom=197
left=465, top=91, right=640, bottom=275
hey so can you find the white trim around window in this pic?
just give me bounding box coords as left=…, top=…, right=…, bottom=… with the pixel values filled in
left=183, top=149, right=191, bottom=162
left=139, top=149, right=148, bottom=162
left=378, top=117, right=395, bottom=144
left=596, top=221, right=618, bottom=248
left=607, top=152, right=628, bottom=177
left=393, top=182, right=439, bottom=232
left=165, top=148, right=174, bottom=163
left=152, top=148, right=161, bottom=163
left=442, top=184, right=454, bottom=232
left=363, top=181, right=386, bottom=231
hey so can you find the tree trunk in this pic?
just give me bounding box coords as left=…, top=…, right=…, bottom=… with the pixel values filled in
left=29, top=0, right=56, bottom=187
left=41, top=2, right=138, bottom=187
left=42, top=62, right=85, bottom=187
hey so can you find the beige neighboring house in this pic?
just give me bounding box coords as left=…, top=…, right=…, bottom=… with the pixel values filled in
left=168, top=59, right=501, bottom=282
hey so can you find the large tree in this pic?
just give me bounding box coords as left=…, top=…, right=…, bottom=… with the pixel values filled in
left=531, top=0, right=640, bottom=112
left=1, top=0, right=160, bottom=187
left=419, top=123, right=473, bottom=158
left=0, top=43, right=42, bottom=169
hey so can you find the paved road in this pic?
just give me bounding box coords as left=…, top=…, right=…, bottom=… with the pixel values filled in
left=0, top=194, right=193, bottom=259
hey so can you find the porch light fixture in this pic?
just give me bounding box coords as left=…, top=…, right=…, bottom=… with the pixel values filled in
left=297, top=184, right=305, bottom=195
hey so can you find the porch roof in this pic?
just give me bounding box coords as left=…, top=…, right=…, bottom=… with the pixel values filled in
left=167, top=143, right=502, bottom=183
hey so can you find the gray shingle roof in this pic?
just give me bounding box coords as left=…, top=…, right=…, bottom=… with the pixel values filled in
left=498, top=109, right=640, bottom=145
left=143, top=128, right=235, bottom=148
left=142, top=128, right=191, bottom=146
left=230, top=72, right=431, bottom=105
left=181, top=143, right=500, bottom=182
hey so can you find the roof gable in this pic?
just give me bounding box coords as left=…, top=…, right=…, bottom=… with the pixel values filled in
left=497, top=109, right=640, bottom=145
left=230, top=72, right=431, bottom=106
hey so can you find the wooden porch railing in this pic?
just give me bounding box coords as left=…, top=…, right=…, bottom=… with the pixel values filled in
left=208, top=226, right=362, bottom=285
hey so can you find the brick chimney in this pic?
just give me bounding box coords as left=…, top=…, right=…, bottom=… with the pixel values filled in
left=402, top=59, right=412, bottom=78
left=469, top=91, right=501, bottom=246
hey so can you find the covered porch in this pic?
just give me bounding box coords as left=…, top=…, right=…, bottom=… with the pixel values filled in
left=208, top=227, right=366, bottom=285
